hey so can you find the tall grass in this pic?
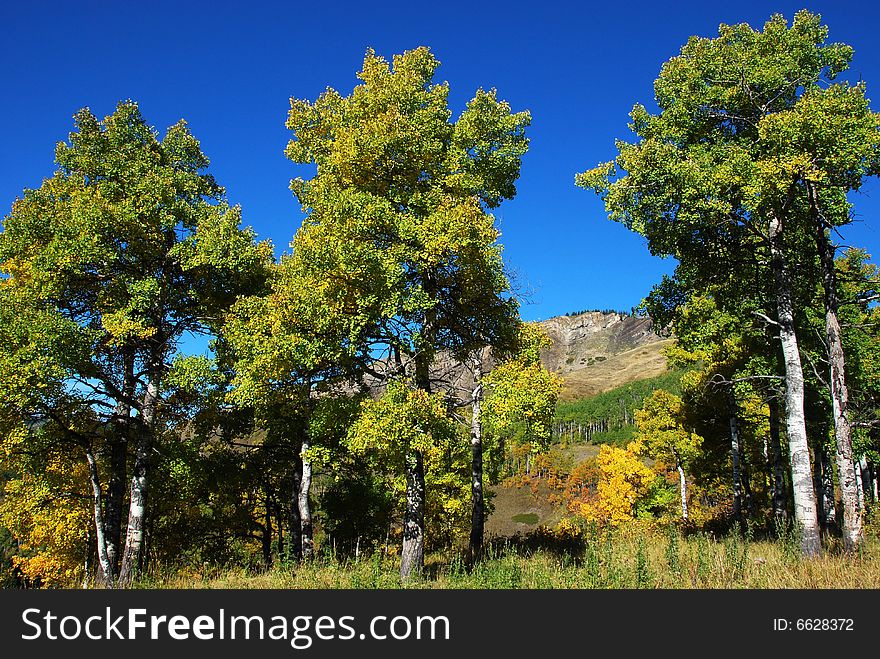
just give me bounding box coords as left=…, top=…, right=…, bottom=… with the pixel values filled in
left=137, top=527, right=880, bottom=589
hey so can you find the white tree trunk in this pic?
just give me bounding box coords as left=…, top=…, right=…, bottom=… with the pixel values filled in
left=84, top=444, right=114, bottom=587
left=400, top=448, right=425, bottom=580
left=729, top=408, right=743, bottom=521
left=855, top=460, right=865, bottom=512
left=809, top=183, right=862, bottom=551
left=677, top=462, right=688, bottom=521
left=298, top=439, right=314, bottom=559
left=469, top=351, right=485, bottom=558
left=769, top=211, right=821, bottom=557
left=820, top=445, right=837, bottom=527
left=118, top=374, right=160, bottom=586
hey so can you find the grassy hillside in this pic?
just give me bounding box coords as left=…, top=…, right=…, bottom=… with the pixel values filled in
left=556, top=339, right=674, bottom=401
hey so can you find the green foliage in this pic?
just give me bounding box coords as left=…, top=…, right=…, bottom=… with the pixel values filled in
left=635, top=474, right=679, bottom=520
left=0, top=101, right=271, bottom=585
left=483, top=361, right=562, bottom=452
left=555, top=370, right=685, bottom=443
left=346, top=381, right=469, bottom=547
left=635, top=390, right=703, bottom=470
left=576, top=8, right=878, bottom=366
left=348, top=381, right=456, bottom=460
left=588, top=427, right=638, bottom=447
left=282, top=47, right=528, bottom=369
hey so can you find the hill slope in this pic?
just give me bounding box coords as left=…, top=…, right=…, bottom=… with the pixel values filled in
left=536, top=311, right=671, bottom=400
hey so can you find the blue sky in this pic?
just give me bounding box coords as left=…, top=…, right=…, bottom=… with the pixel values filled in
left=2, top=0, right=879, bottom=324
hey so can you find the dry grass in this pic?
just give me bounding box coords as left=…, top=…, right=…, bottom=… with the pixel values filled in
left=558, top=341, right=673, bottom=401
left=139, top=527, right=880, bottom=589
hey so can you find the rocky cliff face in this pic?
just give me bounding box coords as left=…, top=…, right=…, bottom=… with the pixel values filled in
left=422, top=311, right=670, bottom=403
left=360, top=311, right=670, bottom=403
left=537, top=311, right=671, bottom=401
left=539, top=312, right=662, bottom=373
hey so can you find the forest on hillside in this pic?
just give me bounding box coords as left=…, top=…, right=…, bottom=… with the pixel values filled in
left=1, top=10, right=879, bottom=588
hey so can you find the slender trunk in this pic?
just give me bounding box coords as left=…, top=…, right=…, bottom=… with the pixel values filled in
left=729, top=406, right=743, bottom=522
left=769, top=399, right=788, bottom=522
left=105, top=351, right=134, bottom=579
left=104, top=435, right=126, bottom=577
left=298, top=438, right=314, bottom=559
left=808, top=182, right=862, bottom=551
left=813, top=436, right=826, bottom=528
left=859, top=457, right=871, bottom=506
left=118, top=372, right=160, bottom=586
left=84, top=443, right=114, bottom=587
left=262, top=487, right=273, bottom=569
left=813, top=439, right=837, bottom=530
left=276, top=501, right=285, bottom=560
left=400, top=315, right=433, bottom=581
left=768, top=211, right=821, bottom=557
left=822, top=447, right=836, bottom=527
left=677, top=461, right=688, bottom=521
left=871, top=467, right=878, bottom=504
left=469, top=351, right=485, bottom=559
left=289, top=459, right=303, bottom=562
left=400, top=448, right=425, bottom=580
left=855, top=460, right=866, bottom=512
left=740, top=447, right=754, bottom=519
left=82, top=526, right=94, bottom=588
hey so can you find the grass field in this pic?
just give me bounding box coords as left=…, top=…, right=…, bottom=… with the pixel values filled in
left=137, top=525, right=880, bottom=589
left=556, top=340, right=674, bottom=402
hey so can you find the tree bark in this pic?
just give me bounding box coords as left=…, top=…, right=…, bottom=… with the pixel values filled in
left=768, top=211, right=821, bottom=557
left=298, top=438, right=314, bottom=559
left=729, top=406, right=744, bottom=522
left=469, top=351, right=485, bottom=559
left=84, top=443, right=114, bottom=587
left=676, top=461, right=688, bottom=521
left=855, top=459, right=866, bottom=512
left=262, top=486, right=273, bottom=569
left=809, top=182, right=862, bottom=551
left=821, top=446, right=836, bottom=528
left=812, top=438, right=837, bottom=531
left=105, top=351, right=134, bottom=580
left=740, top=445, right=754, bottom=519
left=118, top=372, right=160, bottom=586
left=289, top=459, right=303, bottom=562
left=859, top=457, right=871, bottom=507
left=400, top=314, right=433, bottom=581
left=400, top=448, right=425, bottom=580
